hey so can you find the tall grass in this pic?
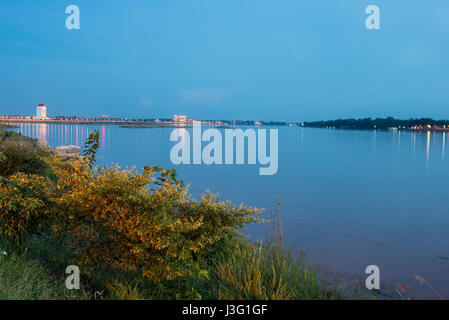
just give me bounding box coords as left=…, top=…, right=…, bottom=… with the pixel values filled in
left=106, top=280, right=144, bottom=300
left=211, top=241, right=329, bottom=300
left=0, top=252, right=87, bottom=300
left=209, top=199, right=348, bottom=300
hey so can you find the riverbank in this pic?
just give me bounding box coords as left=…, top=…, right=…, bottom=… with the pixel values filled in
left=0, top=123, right=18, bottom=129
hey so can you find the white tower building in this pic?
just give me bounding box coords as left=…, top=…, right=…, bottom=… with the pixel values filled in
left=36, top=104, right=47, bottom=120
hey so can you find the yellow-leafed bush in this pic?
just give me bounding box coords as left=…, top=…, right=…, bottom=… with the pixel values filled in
left=0, top=130, right=261, bottom=290
left=44, top=149, right=260, bottom=283
left=0, top=173, right=54, bottom=242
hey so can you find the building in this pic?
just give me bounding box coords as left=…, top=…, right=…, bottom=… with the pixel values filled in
left=172, top=115, right=187, bottom=123
left=36, top=104, right=48, bottom=120
left=55, top=145, right=81, bottom=158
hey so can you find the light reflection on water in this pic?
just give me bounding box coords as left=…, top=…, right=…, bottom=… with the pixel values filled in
left=15, top=122, right=109, bottom=150
left=6, top=122, right=449, bottom=298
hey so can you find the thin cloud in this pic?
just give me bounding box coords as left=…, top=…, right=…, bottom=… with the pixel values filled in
left=178, top=87, right=235, bottom=106
left=137, top=97, right=153, bottom=107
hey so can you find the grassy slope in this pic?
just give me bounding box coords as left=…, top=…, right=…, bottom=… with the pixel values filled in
left=0, top=253, right=86, bottom=300
left=0, top=236, right=367, bottom=300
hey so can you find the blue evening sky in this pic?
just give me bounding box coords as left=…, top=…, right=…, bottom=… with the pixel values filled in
left=0, top=0, right=448, bottom=121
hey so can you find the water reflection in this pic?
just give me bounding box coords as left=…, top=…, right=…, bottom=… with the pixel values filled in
left=101, top=126, right=106, bottom=150
left=443, top=132, right=446, bottom=161
left=7, top=123, right=449, bottom=174
left=14, top=123, right=107, bottom=150
left=426, top=131, right=431, bottom=171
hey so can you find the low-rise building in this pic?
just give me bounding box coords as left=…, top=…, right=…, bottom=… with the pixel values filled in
left=55, top=145, right=81, bottom=158
left=172, top=115, right=187, bottom=123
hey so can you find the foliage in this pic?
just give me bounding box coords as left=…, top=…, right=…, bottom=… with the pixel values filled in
left=0, top=131, right=48, bottom=177
left=304, top=117, right=449, bottom=130
left=0, top=173, right=54, bottom=243
left=106, top=280, right=144, bottom=300
left=210, top=242, right=316, bottom=299
left=208, top=200, right=350, bottom=300
left=81, top=130, right=100, bottom=169
left=0, top=253, right=86, bottom=300
left=1, top=140, right=258, bottom=287
left=0, top=124, right=18, bottom=129
left=209, top=205, right=330, bottom=300
left=48, top=155, right=260, bottom=283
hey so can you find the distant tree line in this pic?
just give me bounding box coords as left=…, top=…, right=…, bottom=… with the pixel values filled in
left=303, top=117, right=449, bottom=130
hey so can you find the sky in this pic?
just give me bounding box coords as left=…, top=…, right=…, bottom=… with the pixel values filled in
left=0, top=0, right=448, bottom=122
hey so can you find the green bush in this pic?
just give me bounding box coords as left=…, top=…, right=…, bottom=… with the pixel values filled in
left=49, top=157, right=261, bottom=283
left=0, top=132, right=47, bottom=177
left=0, top=173, right=55, bottom=243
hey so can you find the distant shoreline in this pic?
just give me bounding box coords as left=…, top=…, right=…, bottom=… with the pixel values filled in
left=5, top=117, right=449, bottom=133
left=303, top=117, right=449, bottom=132
left=0, top=118, right=299, bottom=127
